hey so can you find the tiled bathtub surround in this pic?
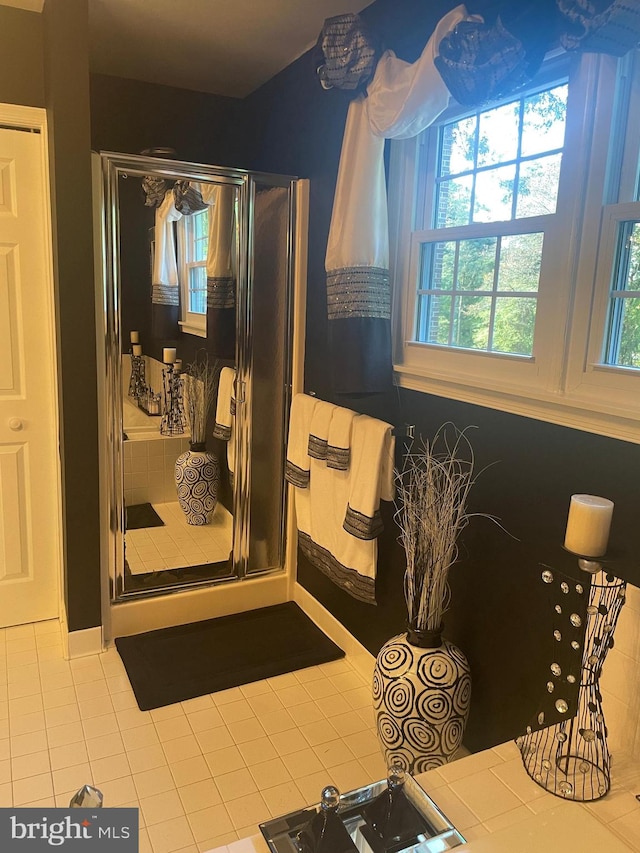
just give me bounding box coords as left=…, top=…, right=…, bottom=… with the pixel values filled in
left=123, top=435, right=192, bottom=508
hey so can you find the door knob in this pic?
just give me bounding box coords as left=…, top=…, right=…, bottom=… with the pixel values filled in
left=8, top=418, right=23, bottom=431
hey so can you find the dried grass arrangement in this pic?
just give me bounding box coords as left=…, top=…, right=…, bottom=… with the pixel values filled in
left=396, top=423, right=485, bottom=633
left=182, top=355, right=220, bottom=446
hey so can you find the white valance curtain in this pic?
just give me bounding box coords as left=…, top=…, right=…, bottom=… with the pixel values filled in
left=325, top=4, right=478, bottom=392
left=200, top=183, right=236, bottom=311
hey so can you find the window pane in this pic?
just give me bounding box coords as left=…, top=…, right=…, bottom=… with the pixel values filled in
left=516, top=154, right=562, bottom=217
left=477, top=102, right=519, bottom=168
left=416, top=294, right=451, bottom=344
left=497, top=233, right=543, bottom=292
left=193, top=210, right=209, bottom=261
left=615, top=221, right=640, bottom=293
left=610, top=298, right=640, bottom=367
left=189, top=266, right=207, bottom=314
left=473, top=165, right=515, bottom=222
left=436, top=175, right=472, bottom=226
left=451, top=295, right=491, bottom=349
left=521, top=85, right=568, bottom=157
left=492, top=297, right=536, bottom=355
left=421, top=241, right=456, bottom=291
left=604, top=221, right=640, bottom=367
left=441, top=115, right=476, bottom=176
left=457, top=237, right=497, bottom=291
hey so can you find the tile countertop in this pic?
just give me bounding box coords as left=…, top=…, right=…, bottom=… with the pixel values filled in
left=205, top=740, right=640, bottom=853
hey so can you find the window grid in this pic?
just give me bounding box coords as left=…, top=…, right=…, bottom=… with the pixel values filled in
left=417, top=233, right=542, bottom=356
left=184, top=210, right=208, bottom=316
left=391, top=50, right=640, bottom=438
left=434, top=84, right=567, bottom=230
left=604, top=219, right=640, bottom=367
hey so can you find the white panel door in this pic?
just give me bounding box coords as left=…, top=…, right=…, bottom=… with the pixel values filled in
left=0, top=119, right=60, bottom=627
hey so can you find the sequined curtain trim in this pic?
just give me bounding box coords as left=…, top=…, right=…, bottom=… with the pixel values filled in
left=326, top=265, right=390, bottom=320
left=207, top=276, right=236, bottom=309
left=151, top=284, right=179, bottom=306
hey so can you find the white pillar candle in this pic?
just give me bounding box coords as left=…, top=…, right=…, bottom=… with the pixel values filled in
left=132, top=344, right=142, bottom=357
left=163, top=347, right=177, bottom=364
left=130, top=331, right=139, bottom=343
left=564, top=494, right=614, bottom=557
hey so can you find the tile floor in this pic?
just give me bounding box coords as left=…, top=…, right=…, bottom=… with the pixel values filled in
left=0, top=620, right=385, bottom=853
left=126, top=502, right=233, bottom=575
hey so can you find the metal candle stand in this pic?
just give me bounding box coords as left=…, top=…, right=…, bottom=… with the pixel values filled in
left=128, top=352, right=147, bottom=401
left=518, top=556, right=627, bottom=801
left=160, top=363, right=185, bottom=435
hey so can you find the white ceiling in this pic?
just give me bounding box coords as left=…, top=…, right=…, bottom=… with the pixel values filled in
left=86, top=0, right=369, bottom=98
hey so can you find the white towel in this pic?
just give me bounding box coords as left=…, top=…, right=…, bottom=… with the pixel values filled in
left=298, top=411, right=395, bottom=605
left=285, top=393, right=317, bottom=488
left=327, top=405, right=356, bottom=471
left=343, top=415, right=395, bottom=540
left=307, top=400, right=335, bottom=461
left=213, top=367, right=236, bottom=480
left=152, top=191, right=183, bottom=303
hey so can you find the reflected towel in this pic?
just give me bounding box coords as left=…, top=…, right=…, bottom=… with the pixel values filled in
left=213, top=367, right=235, bottom=441
left=213, top=367, right=236, bottom=481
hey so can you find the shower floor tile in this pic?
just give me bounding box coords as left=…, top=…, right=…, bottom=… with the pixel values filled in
left=126, top=502, right=233, bottom=575
left=0, top=620, right=380, bottom=853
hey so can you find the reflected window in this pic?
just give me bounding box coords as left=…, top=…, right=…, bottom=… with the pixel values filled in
left=178, top=208, right=208, bottom=337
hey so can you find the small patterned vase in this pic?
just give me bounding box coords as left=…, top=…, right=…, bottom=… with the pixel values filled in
left=373, top=624, right=471, bottom=773
left=174, top=443, right=220, bottom=525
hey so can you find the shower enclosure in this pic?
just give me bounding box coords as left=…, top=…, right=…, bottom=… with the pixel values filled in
left=94, top=151, right=305, bottom=614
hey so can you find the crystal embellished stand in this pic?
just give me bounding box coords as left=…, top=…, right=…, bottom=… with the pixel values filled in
left=160, top=363, right=185, bottom=436
left=128, top=352, right=146, bottom=401
left=517, top=557, right=626, bottom=801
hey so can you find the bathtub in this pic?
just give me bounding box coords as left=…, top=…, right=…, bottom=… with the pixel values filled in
left=122, top=395, right=163, bottom=436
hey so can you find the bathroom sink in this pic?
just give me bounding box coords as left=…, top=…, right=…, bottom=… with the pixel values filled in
left=259, top=773, right=466, bottom=852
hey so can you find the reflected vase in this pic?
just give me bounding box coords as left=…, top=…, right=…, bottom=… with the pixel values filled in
left=372, top=624, right=471, bottom=774
left=174, top=443, right=220, bottom=525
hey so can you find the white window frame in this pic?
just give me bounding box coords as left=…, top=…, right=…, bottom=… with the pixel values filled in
left=391, top=50, right=640, bottom=444
left=177, top=209, right=207, bottom=338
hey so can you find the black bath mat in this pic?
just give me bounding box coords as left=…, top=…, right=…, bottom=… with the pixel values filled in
left=126, top=503, right=165, bottom=530
left=115, top=602, right=345, bottom=710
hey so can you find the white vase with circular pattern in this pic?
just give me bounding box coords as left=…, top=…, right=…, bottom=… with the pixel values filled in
left=174, top=443, right=220, bottom=525
left=373, top=625, right=471, bottom=773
